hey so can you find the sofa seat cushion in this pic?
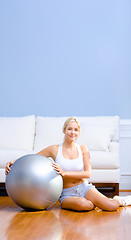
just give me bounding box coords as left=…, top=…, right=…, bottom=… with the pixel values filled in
left=0, top=168, right=120, bottom=184
left=0, top=169, right=6, bottom=182
left=90, top=151, right=119, bottom=169
left=89, top=169, right=120, bottom=183
left=0, top=149, right=32, bottom=168
left=0, top=115, right=35, bottom=151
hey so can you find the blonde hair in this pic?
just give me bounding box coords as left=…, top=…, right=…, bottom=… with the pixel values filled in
left=63, top=117, right=81, bottom=134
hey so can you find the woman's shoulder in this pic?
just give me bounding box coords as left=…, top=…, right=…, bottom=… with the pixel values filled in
left=48, top=144, right=59, bottom=148
left=47, top=144, right=59, bottom=153
left=37, top=145, right=59, bottom=160
left=79, top=144, right=89, bottom=153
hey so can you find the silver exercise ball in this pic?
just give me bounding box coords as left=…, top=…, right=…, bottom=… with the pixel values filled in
left=6, top=154, right=63, bottom=210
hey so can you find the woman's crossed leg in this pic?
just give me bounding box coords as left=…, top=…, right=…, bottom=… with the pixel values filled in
left=61, top=188, right=120, bottom=212
left=61, top=196, right=94, bottom=211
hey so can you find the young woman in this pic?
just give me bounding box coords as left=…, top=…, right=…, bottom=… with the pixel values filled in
left=5, top=117, right=131, bottom=211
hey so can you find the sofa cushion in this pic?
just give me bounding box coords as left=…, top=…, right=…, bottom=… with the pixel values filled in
left=0, top=115, right=35, bottom=151
left=78, top=123, right=115, bottom=151
left=0, top=168, right=120, bottom=183
left=0, top=169, right=6, bottom=182
left=34, top=116, right=119, bottom=152
left=89, top=169, right=120, bottom=183
left=90, top=151, right=119, bottom=169
left=77, top=116, right=119, bottom=141
left=0, top=149, right=32, bottom=168
left=34, top=117, right=67, bottom=151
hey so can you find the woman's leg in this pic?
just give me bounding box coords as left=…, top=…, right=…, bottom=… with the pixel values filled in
left=85, top=188, right=120, bottom=211
left=61, top=197, right=95, bottom=211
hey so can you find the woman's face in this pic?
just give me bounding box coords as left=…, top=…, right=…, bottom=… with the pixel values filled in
left=64, top=121, right=80, bottom=142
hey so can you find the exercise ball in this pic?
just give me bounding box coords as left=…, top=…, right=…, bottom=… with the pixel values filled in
left=6, top=154, right=63, bottom=210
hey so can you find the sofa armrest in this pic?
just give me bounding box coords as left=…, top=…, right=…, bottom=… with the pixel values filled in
left=109, top=142, right=119, bottom=153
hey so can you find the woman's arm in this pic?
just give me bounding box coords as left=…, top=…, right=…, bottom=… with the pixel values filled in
left=5, top=145, right=58, bottom=175
left=37, top=145, right=58, bottom=160
left=52, top=145, right=92, bottom=179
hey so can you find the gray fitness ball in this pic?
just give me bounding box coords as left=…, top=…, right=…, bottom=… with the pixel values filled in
left=6, top=154, right=63, bottom=210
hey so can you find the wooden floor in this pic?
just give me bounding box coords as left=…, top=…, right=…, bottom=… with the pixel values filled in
left=0, top=192, right=131, bottom=240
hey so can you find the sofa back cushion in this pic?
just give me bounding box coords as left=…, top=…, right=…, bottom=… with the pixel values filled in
left=34, top=117, right=67, bottom=151
left=78, top=124, right=115, bottom=151
left=78, top=116, right=119, bottom=151
left=77, top=116, right=119, bottom=141
left=0, top=115, right=35, bottom=151
left=34, top=116, right=119, bottom=152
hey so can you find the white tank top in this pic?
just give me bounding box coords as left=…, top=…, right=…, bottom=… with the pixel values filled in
left=55, top=144, right=84, bottom=171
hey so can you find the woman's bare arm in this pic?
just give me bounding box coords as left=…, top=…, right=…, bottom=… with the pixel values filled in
left=5, top=145, right=58, bottom=175
left=37, top=145, right=58, bottom=160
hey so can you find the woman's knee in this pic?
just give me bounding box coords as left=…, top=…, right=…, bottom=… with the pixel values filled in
left=61, top=197, right=94, bottom=211
left=79, top=198, right=94, bottom=211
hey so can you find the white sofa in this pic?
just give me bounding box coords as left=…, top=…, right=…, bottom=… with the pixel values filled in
left=0, top=115, right=120, bottom=195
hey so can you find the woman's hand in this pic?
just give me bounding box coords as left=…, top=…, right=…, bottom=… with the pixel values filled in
left=52, top=162, right=65, bottom=177
left=5, top=161, right=14, bottom=175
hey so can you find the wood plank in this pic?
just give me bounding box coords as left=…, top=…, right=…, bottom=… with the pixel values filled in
left=0, top=195, right=131, bottom=240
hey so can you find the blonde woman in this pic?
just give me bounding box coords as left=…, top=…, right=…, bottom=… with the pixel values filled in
left=6, top=117, right=131, bottom=211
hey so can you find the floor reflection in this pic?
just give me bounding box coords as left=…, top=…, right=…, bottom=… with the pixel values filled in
left=54, top=207, right=127, bottom=240
left=6, top=209, right=62, bottom=240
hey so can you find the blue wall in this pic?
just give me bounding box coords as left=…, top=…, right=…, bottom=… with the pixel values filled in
left=0, top=0, right=131, bottom=118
